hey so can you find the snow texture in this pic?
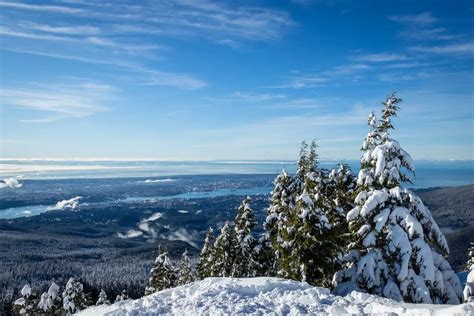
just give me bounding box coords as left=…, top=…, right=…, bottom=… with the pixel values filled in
left=78, top=277, right=474, bottom=316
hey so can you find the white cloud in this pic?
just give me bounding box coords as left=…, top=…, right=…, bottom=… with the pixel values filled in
left=0, top=177, right=23, bottom=189
left=139, top=179, right=175, bottom=184
left=141, top=212, right=164, bottom=222
left=0, top=1, right=85, bottom=14
left=19, top=22, right=100, bottom=35
left=117, top=230, right=143, bottom=239
left=1, top=81, right=114, bottom=122
left=352, top=53, right=408, bottom=63
left=410, top=42, right=474, bottom=56
left=388, top=12, right=437, bottom=26
left=47, top=196, right=81, bottom=211
left=162, top=228, right=199, bottom=248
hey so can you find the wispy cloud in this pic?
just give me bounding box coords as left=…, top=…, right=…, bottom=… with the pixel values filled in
left=410, top=42, right=474, bottom=56
left=19, top=22, right=100, bottom=35
left=351, top=52, right=408, bottom=63
left=0, top=1, right=85, bottom=14
left=388, top=12, right=437, bottom=26
left=274, top=64, right=369, bottom=89
left=1, top=81, right=114, bottom=122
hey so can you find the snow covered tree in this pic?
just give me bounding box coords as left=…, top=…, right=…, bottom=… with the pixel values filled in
left=231, top=196, right=257, bottom=277
left=62, top=278, right=89, bottom=314
left=291, top=150, right=335, bottom=286
left=295, top=141, right=309, bottom=192
left=264, top=169, right=294, bottom=276
left=252, top=233, right=276, bottom=277
left=96, top=289, right=110, bottom=306
left=177, top=249, right=194, bottom=286
left=464, top=243, right=474, bottom=302
left=210, top=222, right=236, bottom=277
left=326, top=163, right=355, bottom=237
left=37, top=282, right=61, bottom=315
left=115, top=289, right=129, bottom=302
left=197, top=228, right=215, bottom=279
left=145, top=247, right=176, bottom=295
left=333, top=94, right=463, bottom=304
left=13, top=284, right=37, bottom=315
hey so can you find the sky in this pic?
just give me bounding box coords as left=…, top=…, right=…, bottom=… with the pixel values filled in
left=0, top=0, right=473, bottom=161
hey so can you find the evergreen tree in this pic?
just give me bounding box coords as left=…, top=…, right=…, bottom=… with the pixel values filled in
left=211, top=222, right=235, bottom=277
left=62, top=278, right=89, bottom=314
left=115, top=289, right=129, bottom=302
left=13, top=284, right=37, bottom=316
left=177, top=249, right=194, bottom=286
left=326, top=163, right=355, bottom=242
left=265, top=170, right=295, bottom=278
left=231, top=196, right=257, bottom=277
left=197, top=228, right=215, bottom=279
left=37, top=282, right=61, bottom=315
left=464, top=243, right=474, bottom=302
left=145, top=246, right=176, bottom=295
left=96, top=289, right=110, bottom=306
left=295, top=141, right=308, bottom=191
left=333, top=94, right=463, bottom=304
left=252, top=233, right=276, bottom=277
left=291, top=151, right=334, bottom=286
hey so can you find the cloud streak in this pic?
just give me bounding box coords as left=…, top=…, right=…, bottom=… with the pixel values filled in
left=1, top=81, right=114, bottom=122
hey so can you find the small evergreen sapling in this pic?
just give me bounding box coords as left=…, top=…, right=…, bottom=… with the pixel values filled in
left=115, top=289, right=129, bottom=302
left=96, top=289, right=111, bottom=306
left=464, top=243, right=474, bottom=302
left=37, top=282, right=61, bottom=314
left=145, top=247, right=176, bottom=295
left=197, top=228, right=215, bottom=279
left=211, top=222, right=236, bottom=277
left=13, top=284, right=37, bottom=316
left=177, top=249, right=194, bottom=286
left=231, top=196, right=257, bottom=277
left=62, top=278, right=89, bottom=314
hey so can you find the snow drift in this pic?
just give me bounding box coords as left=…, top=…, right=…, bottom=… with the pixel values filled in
left=79, top=277, right=474, bottom=315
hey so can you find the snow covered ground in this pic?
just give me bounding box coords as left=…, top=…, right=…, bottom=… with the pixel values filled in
left=79, top=277, right=474, bottom=315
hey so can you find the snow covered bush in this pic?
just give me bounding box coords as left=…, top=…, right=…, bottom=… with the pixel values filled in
left=13, top=284, right=37, bottom=315
left=464, top=243, right=474, bottom=302
left=231, top=196, right=258, bottom=277
left=333, top=94, right=463, bottom=304
left=62, top=278, right=90, bottom=314
left=145, top=247, right=176, bottom=295
left=197, top=228, right=215, bottom=279
left=115, top=289, right=129, bottom=302
left=37, top=282, right=61, bottom=314
left=177, top=249, right=194, bottom=286
left=210, top=222, right=236, bottom=277
left=95, top=289, right=110, bottom=306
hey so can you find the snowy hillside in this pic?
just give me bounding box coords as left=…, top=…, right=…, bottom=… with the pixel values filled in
left=79, top=277, right=474, bottom=315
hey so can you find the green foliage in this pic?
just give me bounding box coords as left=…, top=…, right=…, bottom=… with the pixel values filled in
left=145, top=247, right=176, bottom=295
left=197, top=228, right=215, bottom=279
left=211, top=222, right=236, bottom=277
left=177, top=249, right=194, bottom=286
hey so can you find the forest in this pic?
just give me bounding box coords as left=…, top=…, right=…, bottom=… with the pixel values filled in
left=9, top=95, right=474, bottom=315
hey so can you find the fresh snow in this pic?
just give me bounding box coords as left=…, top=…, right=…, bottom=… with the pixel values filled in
left=78, top=277, right=474, bottom=315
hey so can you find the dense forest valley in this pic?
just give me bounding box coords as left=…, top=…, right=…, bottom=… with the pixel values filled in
left=1, top=175, right=473, bottom=313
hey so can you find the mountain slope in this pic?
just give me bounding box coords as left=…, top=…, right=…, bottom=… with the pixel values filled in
left=79, top=277, right=474, bottom=315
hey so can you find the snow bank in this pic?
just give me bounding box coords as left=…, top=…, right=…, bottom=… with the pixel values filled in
left=78, top=277, right=474, bottom=315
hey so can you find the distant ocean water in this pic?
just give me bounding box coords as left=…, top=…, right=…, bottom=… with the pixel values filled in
left=0, top=159, right=473, bottom=189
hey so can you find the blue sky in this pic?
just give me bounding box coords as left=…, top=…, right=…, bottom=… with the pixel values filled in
left=0, top=0, right=473, bottom=160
